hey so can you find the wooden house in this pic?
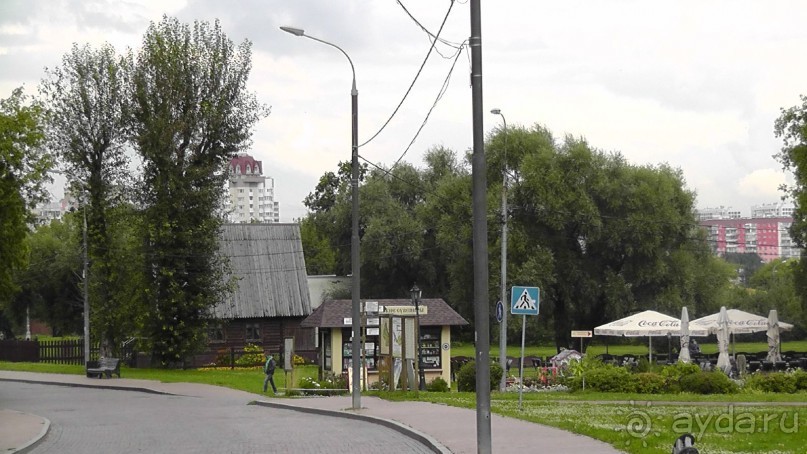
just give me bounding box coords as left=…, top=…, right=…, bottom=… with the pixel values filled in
left=199, top=223, right=315, bottom=365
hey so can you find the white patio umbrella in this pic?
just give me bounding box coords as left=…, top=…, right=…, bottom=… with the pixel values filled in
left=690, top=308, right=794, bottom=334
left=679, top=307, right=691, bottom=364
left=594, top=310, right=708, bottom=363
left=716, top=306, right=731, bottom=375
left=691, top=308, right=794, bottom=358
left=767, top=309, right=782, bottom=363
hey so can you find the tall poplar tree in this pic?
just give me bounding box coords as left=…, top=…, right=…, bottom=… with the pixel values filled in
left=40, top=43, right=130, bottom=354
left=129, top=17, right=267, bottom=364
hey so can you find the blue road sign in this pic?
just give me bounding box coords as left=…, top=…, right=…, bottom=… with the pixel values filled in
left=511, top=286, right=539, bottom=316
left=495, top=300, right=504, bottom=323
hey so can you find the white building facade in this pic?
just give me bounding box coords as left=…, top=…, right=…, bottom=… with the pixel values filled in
left=226, top=154, right=280, bottom=223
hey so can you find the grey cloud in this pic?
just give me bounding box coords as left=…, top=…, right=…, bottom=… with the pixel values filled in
left=176, top=0, right=387, bottom=56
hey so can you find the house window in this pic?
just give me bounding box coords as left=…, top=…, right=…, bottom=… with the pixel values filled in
left=246, top=323, right=261, bottom=341
left=208, top=324, right=225, bottom=343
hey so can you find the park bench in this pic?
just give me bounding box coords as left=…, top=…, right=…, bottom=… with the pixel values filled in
left=86, top=357, right=121, bottom=379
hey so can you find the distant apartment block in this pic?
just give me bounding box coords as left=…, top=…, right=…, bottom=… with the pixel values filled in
left=695, top=206, right=742, bottom=221
left=751, top=202, right=795, bottom=218
left=699, top=216, right=800, bottom=262
left=226, top=154, right=280, bottom=223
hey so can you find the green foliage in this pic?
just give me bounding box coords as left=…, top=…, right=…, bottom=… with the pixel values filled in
left=743, top=372, right=798, bottom=394
left=634, top=357, right=652, bottom=373
left=130, top=16, right=268, bottom=365
left=0, top=88, right=50, bottom=317
left=40, top=43, right=132, bottom=355
left=11, top=218, right=83, bottom=336
left=633, top=372, right=666, bottom=394
left=456, top=360, right=503, bottom=392
left=678, top=371, right=738, bottom=394
left=234, top=343, right=264, bottom=367
left=426, top=376, right=450, bottom=392
left=573, top=365, right=635, bottom=393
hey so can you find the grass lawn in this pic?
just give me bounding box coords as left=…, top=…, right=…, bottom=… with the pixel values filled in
left=372, top=390, right=807, bottom=454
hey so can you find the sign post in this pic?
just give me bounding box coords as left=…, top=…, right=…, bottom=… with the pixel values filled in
left=570, top=330, right=592, bottom=390
left=511, top=286, right=539, bottom=410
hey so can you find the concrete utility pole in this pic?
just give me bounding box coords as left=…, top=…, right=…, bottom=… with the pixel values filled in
left=470, top=0, right=491, bottom=452
left=491, top=108, right=508, bottom=392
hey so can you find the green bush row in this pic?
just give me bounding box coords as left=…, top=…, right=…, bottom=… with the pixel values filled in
left=566, top=360, right=807, bottom=394
left=565, top=361, right=738, bottom=394
left=743, top=370, right=807, bottom=394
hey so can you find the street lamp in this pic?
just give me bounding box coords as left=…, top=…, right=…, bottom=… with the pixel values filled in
left=281, top=25, right=362, bottom=410
left=490, top=108, right=507, bottom=392
left=410, top=284, right=426, bottom=390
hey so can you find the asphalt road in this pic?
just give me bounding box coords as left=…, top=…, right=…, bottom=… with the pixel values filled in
left=1, top=381, right=435, bottom=454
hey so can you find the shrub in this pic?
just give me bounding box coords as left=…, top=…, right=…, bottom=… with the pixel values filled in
left=235, top=343, right=264, bottom=367
left=792, top=370, right=807, bottom=391
left=426, top=376, right=450, bottom=392
left=571, top=365, right=636, bottom=392
left=457, top=360, right=503, bottom=392
left=679, top=371, right=738, bottom=394
left=660, top=362, right=702, bottom=393
left=634, top=357, right=652, bottom=373
left=634, top=372, right=666, bottom=394
left=744, top=372, right=797, bottom=394
left=292, top=354, right=306, bottom=366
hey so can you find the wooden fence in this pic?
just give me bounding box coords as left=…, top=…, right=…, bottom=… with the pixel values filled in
left=0, top=339, right=100, bottom=365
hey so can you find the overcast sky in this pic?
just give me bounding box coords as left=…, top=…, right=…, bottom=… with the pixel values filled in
left=2, top=0, right=805, bottom=221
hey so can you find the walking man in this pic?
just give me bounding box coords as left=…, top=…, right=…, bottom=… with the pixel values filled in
left=263, top=352, right=277, bottom=393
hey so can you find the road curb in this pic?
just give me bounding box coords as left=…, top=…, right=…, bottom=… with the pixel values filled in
left=251, top=400, right=452, bottom=454
left=0, top=377, right=177, bottom=396
left=5, top=411, right=49, bottom=454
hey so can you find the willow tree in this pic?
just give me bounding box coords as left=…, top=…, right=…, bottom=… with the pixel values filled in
left=40, top=43, right=130, bottom=355
left=129, top=17, right=268, bottom=365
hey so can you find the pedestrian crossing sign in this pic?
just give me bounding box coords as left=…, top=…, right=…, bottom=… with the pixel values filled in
left=511, top=286, right=539, bottom=316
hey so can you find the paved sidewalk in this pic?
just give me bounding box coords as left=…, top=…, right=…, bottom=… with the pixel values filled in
left=0, top=370, right=622, bottom=453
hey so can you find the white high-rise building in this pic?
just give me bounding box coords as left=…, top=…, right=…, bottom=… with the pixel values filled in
left=695, top=206, right=742, bottom=221
left=226, top=154, right=280, bottom=223
left=751, top=202, right=795, bottom=218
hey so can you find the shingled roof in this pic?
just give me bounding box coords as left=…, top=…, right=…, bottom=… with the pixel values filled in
left=300, top=298, right=468, bottom=328
left=212, top=223, right=312, bottom=319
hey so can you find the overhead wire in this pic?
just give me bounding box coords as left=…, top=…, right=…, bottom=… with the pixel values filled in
left=358, top=0, right=458, bottom=149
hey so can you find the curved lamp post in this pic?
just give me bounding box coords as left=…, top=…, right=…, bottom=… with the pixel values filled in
left=280, top=26, right=362, bottom=410
left=410, top=284, right=426, bottom=390
left=490, top=108, right=507, bottom=391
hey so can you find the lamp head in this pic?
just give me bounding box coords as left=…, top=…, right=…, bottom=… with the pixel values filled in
left=490, top=108, right=502, bottom=115
left=280, top=26, right=305, bottom=36
left=410, top=284, right=422, bottom=301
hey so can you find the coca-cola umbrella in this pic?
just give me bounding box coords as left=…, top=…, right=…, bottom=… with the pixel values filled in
left=690, top=308, right=794, bottom=358
left=594, top=310, right=709, bottom=362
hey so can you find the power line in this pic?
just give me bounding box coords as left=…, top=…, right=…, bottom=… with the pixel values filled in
left=359, top=0, right=458, bottom=148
